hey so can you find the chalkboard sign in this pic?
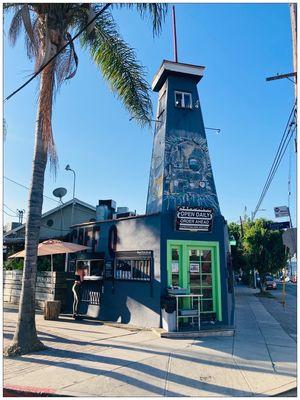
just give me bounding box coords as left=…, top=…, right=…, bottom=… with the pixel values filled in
left=175, top=206, right=213, bottom=232
left=105, top=260, right=114, bottom=279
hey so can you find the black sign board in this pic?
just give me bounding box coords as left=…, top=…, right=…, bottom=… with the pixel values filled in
left=115, top=250, right=153, bottom=259
left=175, top=206, right=213, bottom=232
left=104, top=260, right=114, bottom=279
left=268, top=221, right=290, bottom=230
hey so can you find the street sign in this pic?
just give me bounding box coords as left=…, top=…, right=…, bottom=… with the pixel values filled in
left=268, top=221, right=290, bottom=230
left=175, top=206, right=213, bottom=232
left=274, top=206, right=290, bottom=218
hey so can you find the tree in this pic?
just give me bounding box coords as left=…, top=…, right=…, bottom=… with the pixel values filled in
left=4, top=3, right=168, bottom=357
left=242, top=219, right=287, bottom=290
left=228, top=222, right=246, bottom=273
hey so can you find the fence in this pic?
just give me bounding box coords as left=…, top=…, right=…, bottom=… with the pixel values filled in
left=3, top=270, right=73, bottom=311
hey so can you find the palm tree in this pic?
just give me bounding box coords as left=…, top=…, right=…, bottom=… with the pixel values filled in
left=4, top=3, right=167, bottom=357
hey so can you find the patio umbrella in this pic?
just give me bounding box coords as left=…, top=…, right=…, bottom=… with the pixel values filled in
left=9, top=240, right=88, bottom=258
left=9, top=240, right=89, bottom=293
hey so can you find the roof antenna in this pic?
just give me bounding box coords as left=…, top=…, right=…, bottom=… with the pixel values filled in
left=172, top=5, right=178, bottom=63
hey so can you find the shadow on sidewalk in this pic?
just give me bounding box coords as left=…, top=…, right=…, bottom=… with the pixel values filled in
left=6, top=346, right=254, bottom=397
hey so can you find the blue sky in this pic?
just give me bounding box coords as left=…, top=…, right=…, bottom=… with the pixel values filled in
left=4, top=3, right=296, bottom=227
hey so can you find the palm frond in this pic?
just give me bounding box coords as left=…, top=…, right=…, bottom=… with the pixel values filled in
left=3, top=3, right=21, bottom=11
left=21, top=5, right=35, bottom=46
left=81, top=10, right=152, bottom=126
left=112, top=3, right=168, bottom=36
left=8, top=6, right=23, bottom=45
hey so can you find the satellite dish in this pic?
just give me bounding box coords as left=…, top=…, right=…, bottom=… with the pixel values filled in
left=53, top=187, right=67, bottom=202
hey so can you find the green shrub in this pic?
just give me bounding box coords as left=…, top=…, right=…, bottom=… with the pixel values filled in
left=3, top=259, right=24, bottom=270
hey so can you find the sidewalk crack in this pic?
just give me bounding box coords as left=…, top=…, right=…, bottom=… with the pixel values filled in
left=163, top=353, right=172, bottom=397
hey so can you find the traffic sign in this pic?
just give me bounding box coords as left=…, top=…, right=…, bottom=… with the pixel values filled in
left=274, top=206, right=290, bottom=218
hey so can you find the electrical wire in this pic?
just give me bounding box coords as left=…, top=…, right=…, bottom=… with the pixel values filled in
left=4, top=204, right=18, bottom=214
left=4, top=176, right=60, bottom=203
left=3, top=210, right=17, bottom=217
left=253, top=103, right=296, bottom=214
left=4, top=176, right=96, bottom=217
left=252, top=102, right=297, bottom=219
left=4, top=3, right=111, bottom=102
left=253, top=123, right=296, bottom=219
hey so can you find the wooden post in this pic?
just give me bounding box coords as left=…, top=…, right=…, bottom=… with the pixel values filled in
left=44, top=300, right=61, bottom=320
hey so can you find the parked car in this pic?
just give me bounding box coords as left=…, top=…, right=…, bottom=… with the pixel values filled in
left=280, top=276, right=290, bottom=282
left=265, top=276, right=277, bottom=290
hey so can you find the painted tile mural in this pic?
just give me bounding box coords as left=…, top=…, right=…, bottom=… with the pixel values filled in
left=146, top=122, right=165, bottom=214
left=163, top=129, right=220, bottom=214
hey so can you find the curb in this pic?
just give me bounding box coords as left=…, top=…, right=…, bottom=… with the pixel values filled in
left=263, top=380, right=297, bottom=397
left=3, top=385, right=71, bottom=397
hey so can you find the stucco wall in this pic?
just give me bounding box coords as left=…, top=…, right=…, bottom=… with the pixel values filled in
left=76, top=214, right=162, bottom=328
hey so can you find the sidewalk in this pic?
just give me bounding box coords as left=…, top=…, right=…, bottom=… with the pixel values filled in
left=3, top=286, right=297, bottom=397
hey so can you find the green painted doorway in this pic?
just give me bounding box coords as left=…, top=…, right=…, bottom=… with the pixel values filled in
left=167, top=240, right=222, bottom=321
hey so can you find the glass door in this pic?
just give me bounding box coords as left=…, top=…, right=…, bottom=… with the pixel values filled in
left=167, top=240, right=221, bottom=322
left=188, top=247, right=214, bottom=319
left=170, top=246, right=181, bottom=287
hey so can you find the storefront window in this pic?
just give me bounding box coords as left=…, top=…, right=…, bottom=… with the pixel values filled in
left=189, top=249, right=201, bottom=294
left=115, top=258, right=151, bottom=281
left=171, top=248, right=179, bottom=286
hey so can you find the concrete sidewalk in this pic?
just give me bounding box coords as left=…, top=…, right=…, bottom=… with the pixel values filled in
left=3, top=286, right=297, bottom=397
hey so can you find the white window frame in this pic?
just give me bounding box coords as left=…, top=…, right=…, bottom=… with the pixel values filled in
left=174, top=91, right=192, bottom=109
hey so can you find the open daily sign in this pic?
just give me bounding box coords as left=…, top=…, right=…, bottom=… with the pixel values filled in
left=175, top=206, right=213, bottom=232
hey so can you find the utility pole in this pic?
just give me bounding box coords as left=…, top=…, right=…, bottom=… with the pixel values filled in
left=289, top=3, right=297, bottom=98
left=266, top=4, right=297, bottom=93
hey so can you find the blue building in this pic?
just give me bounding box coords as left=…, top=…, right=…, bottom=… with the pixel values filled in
left=72, top=60, right=234, bottom=331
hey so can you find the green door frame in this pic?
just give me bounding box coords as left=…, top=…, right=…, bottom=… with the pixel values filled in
left=167, top=239, right=222, bottom=321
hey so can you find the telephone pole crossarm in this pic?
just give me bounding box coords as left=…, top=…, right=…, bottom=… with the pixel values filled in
left=266, top=72, right=297, bottom=82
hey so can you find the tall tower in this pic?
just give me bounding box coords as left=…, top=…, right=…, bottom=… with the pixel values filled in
left=146, top=60, right=220, bottom=216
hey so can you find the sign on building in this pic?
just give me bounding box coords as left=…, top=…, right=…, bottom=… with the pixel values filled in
left=175, top=206, right=213, bottom=232
left=274, top=206, right=290, bottom=218
left=267, top=221, right=290, bottom=230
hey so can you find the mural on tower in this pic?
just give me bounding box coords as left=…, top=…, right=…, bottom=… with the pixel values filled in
left=146, top=126, right=165, bottom=211
left=163, top=129, right=220, bottom=213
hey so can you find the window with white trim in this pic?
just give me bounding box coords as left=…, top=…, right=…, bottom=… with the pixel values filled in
left=175, top=91, right=192, bottom=109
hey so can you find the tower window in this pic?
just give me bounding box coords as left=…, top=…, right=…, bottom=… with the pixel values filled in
left=175, top=91, right=192, bottom=109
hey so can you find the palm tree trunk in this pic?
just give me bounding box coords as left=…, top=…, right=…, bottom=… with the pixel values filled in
left=4, top=64, right=54, bottom=357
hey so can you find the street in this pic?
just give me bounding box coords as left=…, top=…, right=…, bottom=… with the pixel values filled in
left=257, top=283, right=297, bottom=340
left=276, top=282, right=297, bottom=297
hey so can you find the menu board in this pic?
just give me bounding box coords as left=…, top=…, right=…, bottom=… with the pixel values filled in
left=175, top=206, right=213, bottom=232
left=104, top=260, right=114, bottom=280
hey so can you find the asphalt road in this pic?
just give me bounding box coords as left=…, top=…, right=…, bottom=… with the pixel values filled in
left=276, top=282, right=297, bottom=297
left=256, top=283, right=297, bottom=340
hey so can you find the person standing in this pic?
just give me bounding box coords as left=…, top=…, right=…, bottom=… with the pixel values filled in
left=72, top=261, right=87, bottom=319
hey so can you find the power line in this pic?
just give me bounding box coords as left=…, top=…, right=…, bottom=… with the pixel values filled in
left=4, top=176, right=60, bottom=203
left=253, top=123, right=296, bottom=219
left=3, top=210, right=17, bottom=218
left=252, top=103, right=297, bottom=219
left=253, top=103, right=296, bottom=211
left=4, top=204, right=18, bottom=214
left=4, top=3, right=111, bottom=102
left=4, top=176, right=96, bottom=217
